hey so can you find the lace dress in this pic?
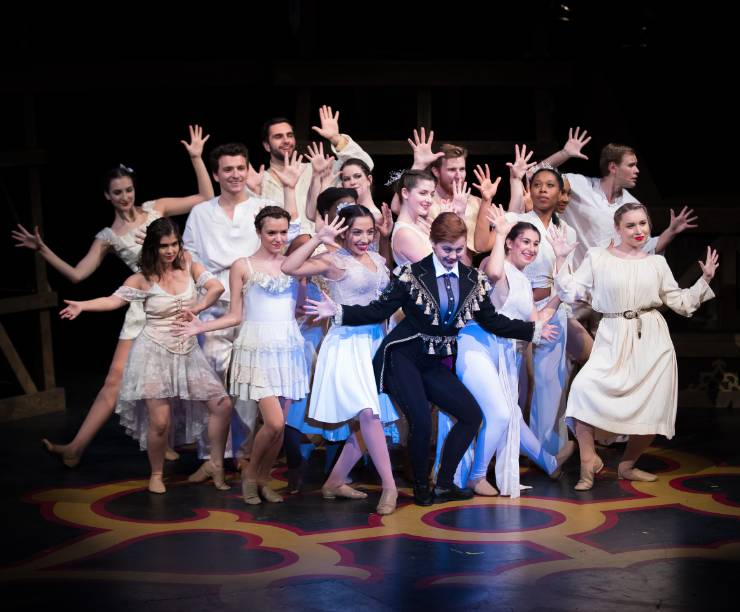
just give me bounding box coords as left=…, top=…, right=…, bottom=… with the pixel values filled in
left=94, top=201, right=162, bottom=340
left=229, top=258, right=308, bottom=415
left=114, top=270, right=227, bottom=450
left=306, top=249, right=398, bottom=431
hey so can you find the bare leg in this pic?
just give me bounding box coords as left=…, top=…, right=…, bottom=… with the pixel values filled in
left=618, top=434, right=658, bottom=481
left=242, top=396, right=285, bottom=504
left=146, top=398, right=171, bottom=494
left=565, top=318, right=593, bottom=365
left=189, top=395, right=233, bottom=490
left=573, top=419, right=604, bottom=491
left=42, top=339, right=131, bottom=466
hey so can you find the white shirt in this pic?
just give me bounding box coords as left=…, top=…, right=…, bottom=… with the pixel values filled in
left=562, top=173, right=658, bottom=268
left=261, top=134, right=374, bottom=236
left=432, top=253, right=460, bottom=278
left=504, top=210, right=576, bottom=292
left=183, top=195, right=301, bottom=302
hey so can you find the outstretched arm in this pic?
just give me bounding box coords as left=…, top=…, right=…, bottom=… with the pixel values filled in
left=59, top=273, right=144, bottom=319
left=153, top=124, right=215, bottom=217
left=482, top=204, right=515, bottom=283
left=13, top=224, right=109, bottom=284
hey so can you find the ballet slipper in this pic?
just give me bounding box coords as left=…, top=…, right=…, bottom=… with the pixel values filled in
left=164, top=447, right=180, bottom=461
left=188, top=460, right=230, bottom=490
left=242, top=478, right=261, bottom=505
left=321, top=484, right=368, bottom=500
left=259, top=484, right=284, bottom=503
left=574, top=456, right=605, bottom=491
left=550, top=440, right=576, bottom=480
left=41, top=439, right=80, bottom=468
left=471, top=479, right=499, bottom=497
left=148, top=472, right=166, bottom=494
left=376, top=488, right=398, bottom=515
left=617, top=464, right=658, bottom=482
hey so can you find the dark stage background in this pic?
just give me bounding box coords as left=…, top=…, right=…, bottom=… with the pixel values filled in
left=1, top=1, right=735, bottom=397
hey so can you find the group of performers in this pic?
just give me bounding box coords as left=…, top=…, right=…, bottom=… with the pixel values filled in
left=15, top=109, right=717, bottom=515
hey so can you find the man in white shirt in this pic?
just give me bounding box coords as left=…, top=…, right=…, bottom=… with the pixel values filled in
left=184, top=142, right=301, bottom=383
left=257, top=105, right=374, bottom=235
left=541, top=128, right=697, bottom=268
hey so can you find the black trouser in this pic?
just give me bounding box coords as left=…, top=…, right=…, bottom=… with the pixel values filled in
left=384, top=339, right=483, bottom=489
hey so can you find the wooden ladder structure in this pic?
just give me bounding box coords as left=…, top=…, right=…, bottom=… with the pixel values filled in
left=1, top=95, right=64, bottom=421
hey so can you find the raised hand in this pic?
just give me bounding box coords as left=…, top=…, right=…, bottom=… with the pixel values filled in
left=668, top=206, right=699, bottom=235
left=316, top=214, right=347, bottom=245
left=563, top=126, right=592, bottom=160
left=134, top=227, right=147, bottom=246
left=698, top=246, right=719, bottom=283
left=450, top=180, right=471, bottom=216
left=408, top=127, right=445, bottom=169
left=304, top=290, right=339, bottom=322
left=180, top=124, right=210, bottom=159
left=272, top=151, right=305, bottom=189
left=546, top=225, right=578, bottom=258
left=486, top=204, right=514, bottom=237
left=506, top=144, right=536, bottom=180
left=377, top=202, right=394, bottom=238
left=472, top=164, right=502, bottom=202
left=311, top=105, right=341, bottom=145
left=246, top=162, right=266, bottom=194
left=60, top=300, right=82, bottom=320
left=12, top=224, right=43, bottom=251
left=305, top=141, right=335, bottom=176
left=540, top=322, right=560, bottom=342
left=416, top=215, right=432, bottom=236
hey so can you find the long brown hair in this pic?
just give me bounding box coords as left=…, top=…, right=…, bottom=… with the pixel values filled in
left=139, top=218, right=185, bottom=280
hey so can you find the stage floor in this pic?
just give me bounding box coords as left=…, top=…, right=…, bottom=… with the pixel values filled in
left=1, top=385, right=738, bottom=611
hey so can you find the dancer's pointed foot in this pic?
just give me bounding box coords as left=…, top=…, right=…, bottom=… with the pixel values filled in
left=148, top=473, right=166, bottom=494
left=574, top=456, right=605, bottom=491
left=376, top=488, right=398, bottom=515
left=471, top=479, right=499, bottom=497
left=242, top=477, right=261, bottom=505
left=41, top=439, right=81, bottom=468
left=617, top=464, right=658, bottom=482
left=188, top=460, right=230, bottom=490
left=550, top=440, right=577, bottom=480
left=164, top=447, right=180, bottom=462
left=259, top=484, right=284, bottom=503
left=321, top=484, right=368, bottom=500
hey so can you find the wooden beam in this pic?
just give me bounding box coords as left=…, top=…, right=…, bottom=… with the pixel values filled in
left=0, top=292, right=58, bottom=315
left=0, top=150, right=46, bottom=168
left=0, top=322, right=38, bottom=394
left=0, top=388, right=65, bottom=422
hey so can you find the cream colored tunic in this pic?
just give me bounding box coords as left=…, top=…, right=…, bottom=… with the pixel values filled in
left=555, top=248, right=714, bottom=439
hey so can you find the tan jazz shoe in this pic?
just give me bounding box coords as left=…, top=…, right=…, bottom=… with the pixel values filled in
left=321, top=484, right=368, bottom=500
left=188, top=460, right=230, bottom=490
left=617, top=465, right=658, bottom=482
left=574, top=456, right=605, bottom=491
left=376, top=488, right=398, bottom=515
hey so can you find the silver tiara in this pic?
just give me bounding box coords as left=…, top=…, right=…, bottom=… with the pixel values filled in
left=335, top=201, right=355, bottom=213
left=526, top=161, right=559, bottom=179
left=119, top=163, right=134, bottom=174
left=385, top=169, right=404, bottom=187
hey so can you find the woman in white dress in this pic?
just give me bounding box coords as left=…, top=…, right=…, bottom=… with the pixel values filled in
left=13, top=126, right=213, bottom=467
left=59, top=218, right=230, bottom=494
left=453, top=208, right=575, bottom=497
left=282, top=205, right=399, bottom=515
left=175, top=207, right=309, bottom=505
left=553, top=203, right=718, bottom=490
